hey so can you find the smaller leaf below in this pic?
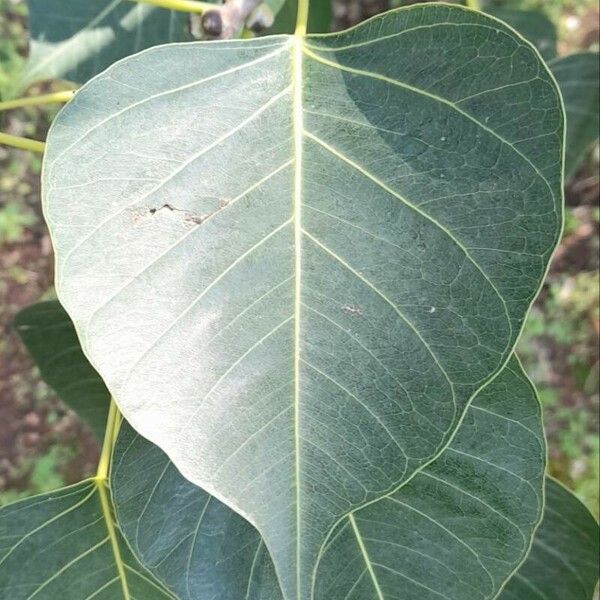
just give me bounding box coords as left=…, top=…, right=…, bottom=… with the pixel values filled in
left=0, top=479, right=174, bottom=599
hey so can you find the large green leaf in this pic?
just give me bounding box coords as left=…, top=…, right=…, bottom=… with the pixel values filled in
left=14, top=300, right=110, bottom=439
left=500, top=479, right=599, bottom=600
left=23, top=0, right=192, bottom=88
left=43, top=5, right=563, bottom=598
left=0, top=479, right=174, bottom=599
left=112, top=357, right=545, bottom=599
left=549, top=53, right=600, bottom=179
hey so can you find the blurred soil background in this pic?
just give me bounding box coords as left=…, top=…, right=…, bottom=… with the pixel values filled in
left=0, top=0, right=598, bottom=517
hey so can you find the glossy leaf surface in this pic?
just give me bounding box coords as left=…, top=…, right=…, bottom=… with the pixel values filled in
left=500, top=479, right=599, bottom=600
left=14, top=300, right=110, bottom=439
left=0, top=480, right=173, bottom=599
left=23, top=0, right=192, bottom=87
left=112, top=357, right=545, bottom=599
left=43, top=5, right=563, bottom=598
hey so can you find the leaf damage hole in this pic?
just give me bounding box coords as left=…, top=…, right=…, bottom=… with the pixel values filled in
left=147, top=203, right=209, bottom=225
left=342, top=305, right=363, bottom=316
left=140, top=200, right=233, bottom=227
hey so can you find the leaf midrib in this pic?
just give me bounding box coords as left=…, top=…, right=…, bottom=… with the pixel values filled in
left=348, top=513, right=385, bottom=600
left=291, top=34, right=304, bottom=600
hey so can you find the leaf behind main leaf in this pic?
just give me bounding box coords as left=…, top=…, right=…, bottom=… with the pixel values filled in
left=112, top=427, right=283, bottom=600
left=314, top=357, right=546, bottom=599
left=549, top=52, right=600, bottom=179
left=23, top=0, right=194, bottom=88
left=43, top=5, right=563, bottom=598
left=499, top=478, right=599, bottom=600
left=14, top=300, right=111, bottom=440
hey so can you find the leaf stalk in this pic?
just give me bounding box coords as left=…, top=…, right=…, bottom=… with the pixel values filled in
left=0, top=132, right=45, bottom=153
left=127, top=0, right=213, bottom=14
left=94, top=400, right=130, bottom=598
left=0, top=90, right=75, bottom=112
left=295, top=0, right=309, bottom=36
left=95, top=399, right=122, bottom=482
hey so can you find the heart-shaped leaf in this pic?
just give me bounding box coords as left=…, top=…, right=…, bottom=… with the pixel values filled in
left=14, top=301, right=111, bottom=439
left=112, top=357, right=545, bottom=599
left=23, top=0, right=194, bottom=88
left=43, top=5, right=563, bottom=597
left=499, top=478, right=599, bottom=600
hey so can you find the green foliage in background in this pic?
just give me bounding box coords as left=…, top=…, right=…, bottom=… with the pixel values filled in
left=518, top=265, right=600, bottom=518
left=0, top=446, right=72, bottom=506
left=23, top=0, right=193, bottom=89
left=0, top=0, right=27, bottom=99
left=484, top=0, right=598, bottom=28
left=550, top=53, right=600, bottom=179
left=0, top=200, right=35, bottom=243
